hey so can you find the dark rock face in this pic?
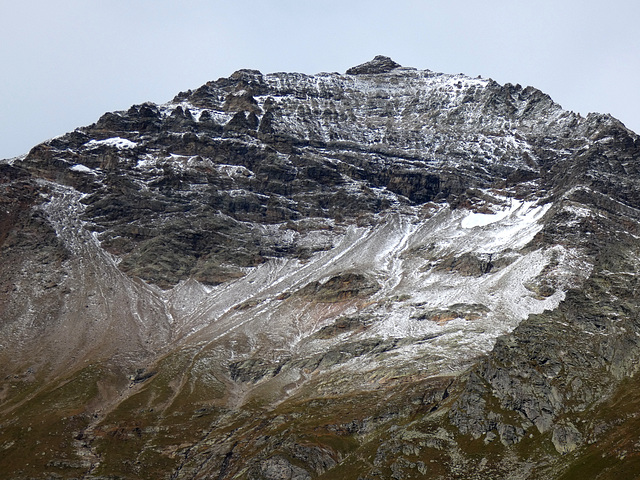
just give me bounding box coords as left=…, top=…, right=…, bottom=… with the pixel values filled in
left=3, top=57, right=640, bottom=479
left=293, top=273, right=380, bottom=302
left=18, top=56, right=593, bottom=288
left=346, top=55, right=402, bottom=75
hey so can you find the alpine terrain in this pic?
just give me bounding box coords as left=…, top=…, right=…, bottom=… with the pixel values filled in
left=2, top=56, right=640, bottom=479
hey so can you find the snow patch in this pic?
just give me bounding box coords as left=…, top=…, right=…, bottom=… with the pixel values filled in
left=563, top=204, right=592, bottom=218
left=216, top=164, right=254, bottom=178
left=459, top=200, right=551, bottom=251
left=85, top=137, right=137, bottom=150
left=70, top=164, right=96, bottom=174
left=461, top=202, right=518, bottom=228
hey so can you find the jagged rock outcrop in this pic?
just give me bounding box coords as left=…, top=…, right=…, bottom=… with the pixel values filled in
left=1, top=57, right=640, bottom=479
left=345, top=55, right=402, bottom=75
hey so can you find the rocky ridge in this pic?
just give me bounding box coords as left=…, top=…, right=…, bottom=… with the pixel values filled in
left=1, top=56, right=640, bottom=479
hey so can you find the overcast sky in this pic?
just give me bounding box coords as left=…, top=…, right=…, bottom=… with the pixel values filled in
left=1, top=0, right=639, bottom=159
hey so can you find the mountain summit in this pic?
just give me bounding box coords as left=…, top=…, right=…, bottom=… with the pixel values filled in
left=345, top=55, right=402, bottom=74
left=1, top=58, right=640, bottom=479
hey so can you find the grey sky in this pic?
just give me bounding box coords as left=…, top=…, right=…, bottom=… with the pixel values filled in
left=1, top=0, right=639, bottom=159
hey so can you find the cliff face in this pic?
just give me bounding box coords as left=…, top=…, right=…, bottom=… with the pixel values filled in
left=2, top=56, right=640, bottom=479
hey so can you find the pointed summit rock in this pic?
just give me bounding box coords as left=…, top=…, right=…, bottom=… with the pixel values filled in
left=346, top=55, right=402, bottom=75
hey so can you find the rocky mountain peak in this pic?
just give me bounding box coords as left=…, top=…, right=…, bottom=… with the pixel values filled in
left=346, top=54, right=402, bottom=74
left=2, top=60, right=640, bottom=479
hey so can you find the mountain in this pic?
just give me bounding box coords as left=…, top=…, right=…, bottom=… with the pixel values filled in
left=2, top=55, right=640, bottom=479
